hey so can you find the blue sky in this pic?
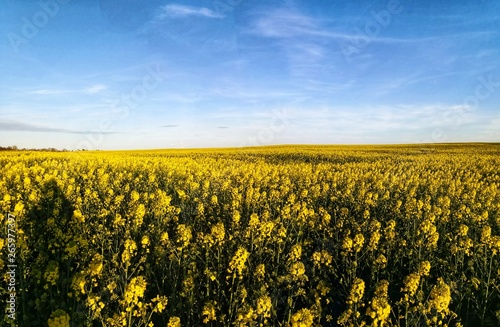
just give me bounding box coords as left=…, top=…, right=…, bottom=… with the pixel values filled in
left=1, top=0, right=499, bottom=149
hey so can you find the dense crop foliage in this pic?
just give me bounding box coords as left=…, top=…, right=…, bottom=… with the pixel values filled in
left=1, top=144, right=500, bottom=326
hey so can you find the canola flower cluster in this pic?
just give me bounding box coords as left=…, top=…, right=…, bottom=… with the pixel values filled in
left=47, top=309, right=71, bottom=327
left=0, top=144, right=499, bottom=326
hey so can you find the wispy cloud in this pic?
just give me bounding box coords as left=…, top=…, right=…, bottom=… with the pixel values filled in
left=159, top=4, right=224, bottom=19
left=245, top=9, right=353, bottom=92
left=161, top=124, right=179, bottom=128
left=249, top=9, right=496, bottom=44
left=85, top=84, right=107, bottom=94
left=0, top=119, right=116, bottom=134
left=249, top=10, right=348, bottom=40
left=284, top=103, right=477, bottom=136
left=30, top=84, right=108, bottom=96
left=30, top=89, right=71, bottom=95
left=209, top=86, right=304, bottom=100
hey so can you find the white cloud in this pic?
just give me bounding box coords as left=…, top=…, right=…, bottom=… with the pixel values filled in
left=29, top=84, right=108, bottom=96
left=474, top=113, right=500, bottom=141
left=30, top=89, right=71, bottom=95
left=248, top=8, right=494, bottom=46
left=250, top=10, right=348, bottom=39
left=85, top=84, right=107, bottom=94
left=159, top=4, right=224, bottom=19
left=0, top=119, right=116, bottom=135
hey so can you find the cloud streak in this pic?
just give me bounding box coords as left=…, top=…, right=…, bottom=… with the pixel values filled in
left=30, top=84, right=108, bottom=96
left=249, top=9, right=497, bottom=45
left=159, top=4, right=224, bottom=19
left=0, top=120, right=117, bottom=135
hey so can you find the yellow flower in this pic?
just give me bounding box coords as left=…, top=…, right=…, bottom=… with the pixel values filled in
left=141, top=235, right=150, bottom=247
left=385, top=219, right=397, bottom=241
left=176, top=224, right=192, bottom=249
left=88, top=253, right=103, bottom=276
left=255, top=264, right=266, bottom=281
left=367, top=280, right=391, bottom=325
left=134, top=203, right=146, bottom=227
left=312, top=250, right=333, bottom=267
left=87, top=295, right=105, bottom=316
left=353, top=233, right=364, bottom=252
left=232, top=210, right=241, bottom=225
left=277, top=226, right=287, bottom=241
left=202, top=301, right=217, bottom=323
left=347, top=278, right=365, bottom=305
left=180, top=275, right=194, bottom=297
left=458, top=224, right=468, bottom=237
left=177, top=189, right=187, bottom=201
left=256, top=295, right=272, bottom=318
left=48, top=309, right=70, bottom=327
left=124, top=276, right=147, bottom=305
left=167, top=316, right=181, bottom=327
left=375, top=254, right=387, bottom=268
left=211, top=222, right=225, bottom=245
left=289, top=244, right=302, bottom=262
left=13, top=201, right=25, bottom=217
left=239, top=287, right=248, bottom=303
left=317, top=280, right=331, bottom=296
left=289, top=261, right=306, bottom=280
left=428, top=278, right=451, bottom=313
left=402, top=273, right=420, bottom=299
left=259, top=221, right=275, bottom=239
left=152, top=295, right=168, bottom=313
left=72, top=209, right=85, bottom=223
left=471, top=277, right=480, bottom=290
left=342, top=236, right=353, bottom=253
left=72, top=273, right=86, bottom=295
left=419, top=260, right=431, bottom=277
left=204, top=268, right=217, bottom=282
left=196, top=202, right=205, bottom=216
left=113, top=213, right=124, bottom=227
left=44, top=261, right=59, bottom=286
left=248, top=213, right=260, bottom=229
left=290, top=308, right=314, bottom=327
left=319, top=207, right=331, bottom=226
left=489, top=235, right=500, bottom=255
left=122, top=239, right=137, bottom=264
left=481, top=226, right=491, bottom=243
left=368, top=230, right=381, bottom=251
left=367, top=297, right=391, bottom=325
left=235, top=304, right=255, bottom=325
left=131, top=190, right=140, bottom=202
left=228, top=247, right=250, bottom=278
left=107, top=281, right=117, bottom=293
left=160, top=231, right=170, bottom=245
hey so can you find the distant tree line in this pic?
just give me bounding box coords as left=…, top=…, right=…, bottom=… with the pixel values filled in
left=0, top=145, right=69, bottom=152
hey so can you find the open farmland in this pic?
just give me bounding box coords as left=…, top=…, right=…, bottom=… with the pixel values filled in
left=1, top=144, right=500, bottom=326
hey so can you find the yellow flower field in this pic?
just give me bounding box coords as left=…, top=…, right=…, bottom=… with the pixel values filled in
left=1, top=144, right=499, bottom=326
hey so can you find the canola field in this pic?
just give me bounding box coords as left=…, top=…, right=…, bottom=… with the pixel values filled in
left=1, top=144, right=500, bottom=327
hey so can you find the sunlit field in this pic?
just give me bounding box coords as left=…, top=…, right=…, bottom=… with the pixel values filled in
left=1, top=144, right=499, bottom=326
